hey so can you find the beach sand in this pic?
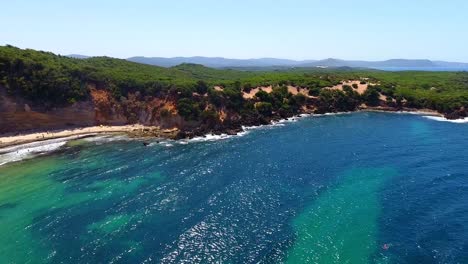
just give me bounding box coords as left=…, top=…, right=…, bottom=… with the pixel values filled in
left=0, top=125, right=164, bottom=148
left=362, top=107, right=444, bottom=117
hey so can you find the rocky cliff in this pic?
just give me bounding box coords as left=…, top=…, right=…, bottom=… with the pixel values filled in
left=0, top=84, right=196, bottom=135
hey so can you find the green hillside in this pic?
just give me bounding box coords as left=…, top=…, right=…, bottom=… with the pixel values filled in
left=1, top=45, right=467, bottom=119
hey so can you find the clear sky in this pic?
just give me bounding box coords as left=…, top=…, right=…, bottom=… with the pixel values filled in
left=2, top=0, right=467, bottom=61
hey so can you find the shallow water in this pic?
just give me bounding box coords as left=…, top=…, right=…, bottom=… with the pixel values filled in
left=0, top=112, right=467, bottom=263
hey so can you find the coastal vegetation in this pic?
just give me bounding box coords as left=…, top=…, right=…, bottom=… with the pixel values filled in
left=1, top=45, right=467, bottom=135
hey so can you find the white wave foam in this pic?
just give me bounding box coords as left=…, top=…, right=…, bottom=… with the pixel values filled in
left=83, top=135, right=130, bottom=143
left=179, top=133, right=235, bottom=144
left=394, top=111, right=424, bottom=115
left=423, top=116, right=468, bottom=123
left=241, top=115, right=312, bottom=133
left=0, top=134, right=102, bottom=166
left=241, top=125, right=265, bottom=131
left=175, top=129, right=258, bottom=145
left=150, top=141, right=174, bottom=147
left=176, top=113, right=328, bottom=145
left=245, top=114, right=316, bottom=130
left=386, top=111, right=439, bottom=116
left=312, top=111, right=353, bottom=117
left=236, top=130, right=250, bottom=137
left=0, top=140, right=67, bottom=166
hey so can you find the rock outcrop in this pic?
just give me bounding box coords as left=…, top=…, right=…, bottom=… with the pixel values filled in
left=0, top=84, right=190, bottom=134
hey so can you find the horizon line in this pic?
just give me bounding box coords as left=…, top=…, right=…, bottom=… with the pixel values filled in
left=4, top=45, right=468, bottom=64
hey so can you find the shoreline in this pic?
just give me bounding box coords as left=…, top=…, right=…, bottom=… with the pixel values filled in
left=0, top=108, right=460, bottom=151
left=0, top=125, right=177, bottom=149
left=360, top=107, right=444, bottom=117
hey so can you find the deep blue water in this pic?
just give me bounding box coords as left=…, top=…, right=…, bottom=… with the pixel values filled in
left=0, top=112, right=467, bottom=263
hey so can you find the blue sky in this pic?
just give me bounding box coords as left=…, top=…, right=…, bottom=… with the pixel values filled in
left=2, top=0, right=467, bottom=61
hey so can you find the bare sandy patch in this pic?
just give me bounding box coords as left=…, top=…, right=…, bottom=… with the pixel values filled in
left=379, top=94, right=389, bottom=101
left=243, top=86, right=273, bottom=99
left=327, top=80, right=369, bottom=94
left=287, top=86, right=310, bottom=96
left=243, top=85, right=315, bottom=99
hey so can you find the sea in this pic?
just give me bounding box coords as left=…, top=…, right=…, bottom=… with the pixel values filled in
left=0, top=112, right=467, bottom=263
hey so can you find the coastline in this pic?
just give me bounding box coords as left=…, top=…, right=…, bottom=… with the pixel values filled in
left=0, top=107, right=453, bottom=150
left=0, top=108, right=466, bottom=167
left=360, top=107, right=444, bottom=117
left=0, top=125, right=178, bottom=149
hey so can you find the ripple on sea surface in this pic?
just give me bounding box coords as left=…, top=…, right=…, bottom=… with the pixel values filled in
left=0, top=112, right=468, bottom=263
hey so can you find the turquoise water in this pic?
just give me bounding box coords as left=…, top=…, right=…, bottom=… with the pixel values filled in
left=0, top=112, right=467, bottom=263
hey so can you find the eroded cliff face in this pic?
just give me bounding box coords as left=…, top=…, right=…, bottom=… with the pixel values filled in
left=0, top=82, right=318, bottom=136
left=88, top=85, right=193, bottom=129
left=0, top=84, right=196, bottom=134
left=2, top=82, right=420, bottom=136
left=0, top=85, right=96, bottom=134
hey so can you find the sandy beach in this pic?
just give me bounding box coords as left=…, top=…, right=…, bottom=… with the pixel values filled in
left=361, top=107, right=444, bottom=117
left=0, top=125, right=165, bottom=149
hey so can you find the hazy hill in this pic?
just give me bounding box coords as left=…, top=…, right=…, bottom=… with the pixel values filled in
left=65, top=54, right=468, bottom=70
left=298, top=58, right=436, bottom=68
left=2, top=46, right=468, bottom=135
left=127, top=56, right=314, bottom=68
left=126, top=56, right=468, bottom=70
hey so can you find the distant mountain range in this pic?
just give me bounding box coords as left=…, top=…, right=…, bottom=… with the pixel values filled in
left=127, top=57, right=468, bottom=70
left=126, top=57, right=317, bottom=68
left=67, top=54, right=468, bottom=70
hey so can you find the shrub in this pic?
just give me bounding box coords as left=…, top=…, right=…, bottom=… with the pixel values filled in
left=255, top=90, right=271, bottom=102
left=256, top=102, right=273, bottom=116
left=243, top=83, right=252, bottom=93
left=362, top=87, right=381, bottom=106
left=195, top=80, right=208, bottom=94
left=177, top=98, right=200, bottom=121
left=201, top=109, right=219, bottom=125
left=308, top=87, right=321, bottom=96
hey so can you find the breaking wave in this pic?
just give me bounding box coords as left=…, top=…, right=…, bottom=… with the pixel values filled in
left=0, top=139, right=68, bottom=166
left=423, top=116, right=468, bottom=123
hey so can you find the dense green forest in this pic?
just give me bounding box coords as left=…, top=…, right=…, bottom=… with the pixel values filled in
left=1, top=45, right=467, bottom=122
